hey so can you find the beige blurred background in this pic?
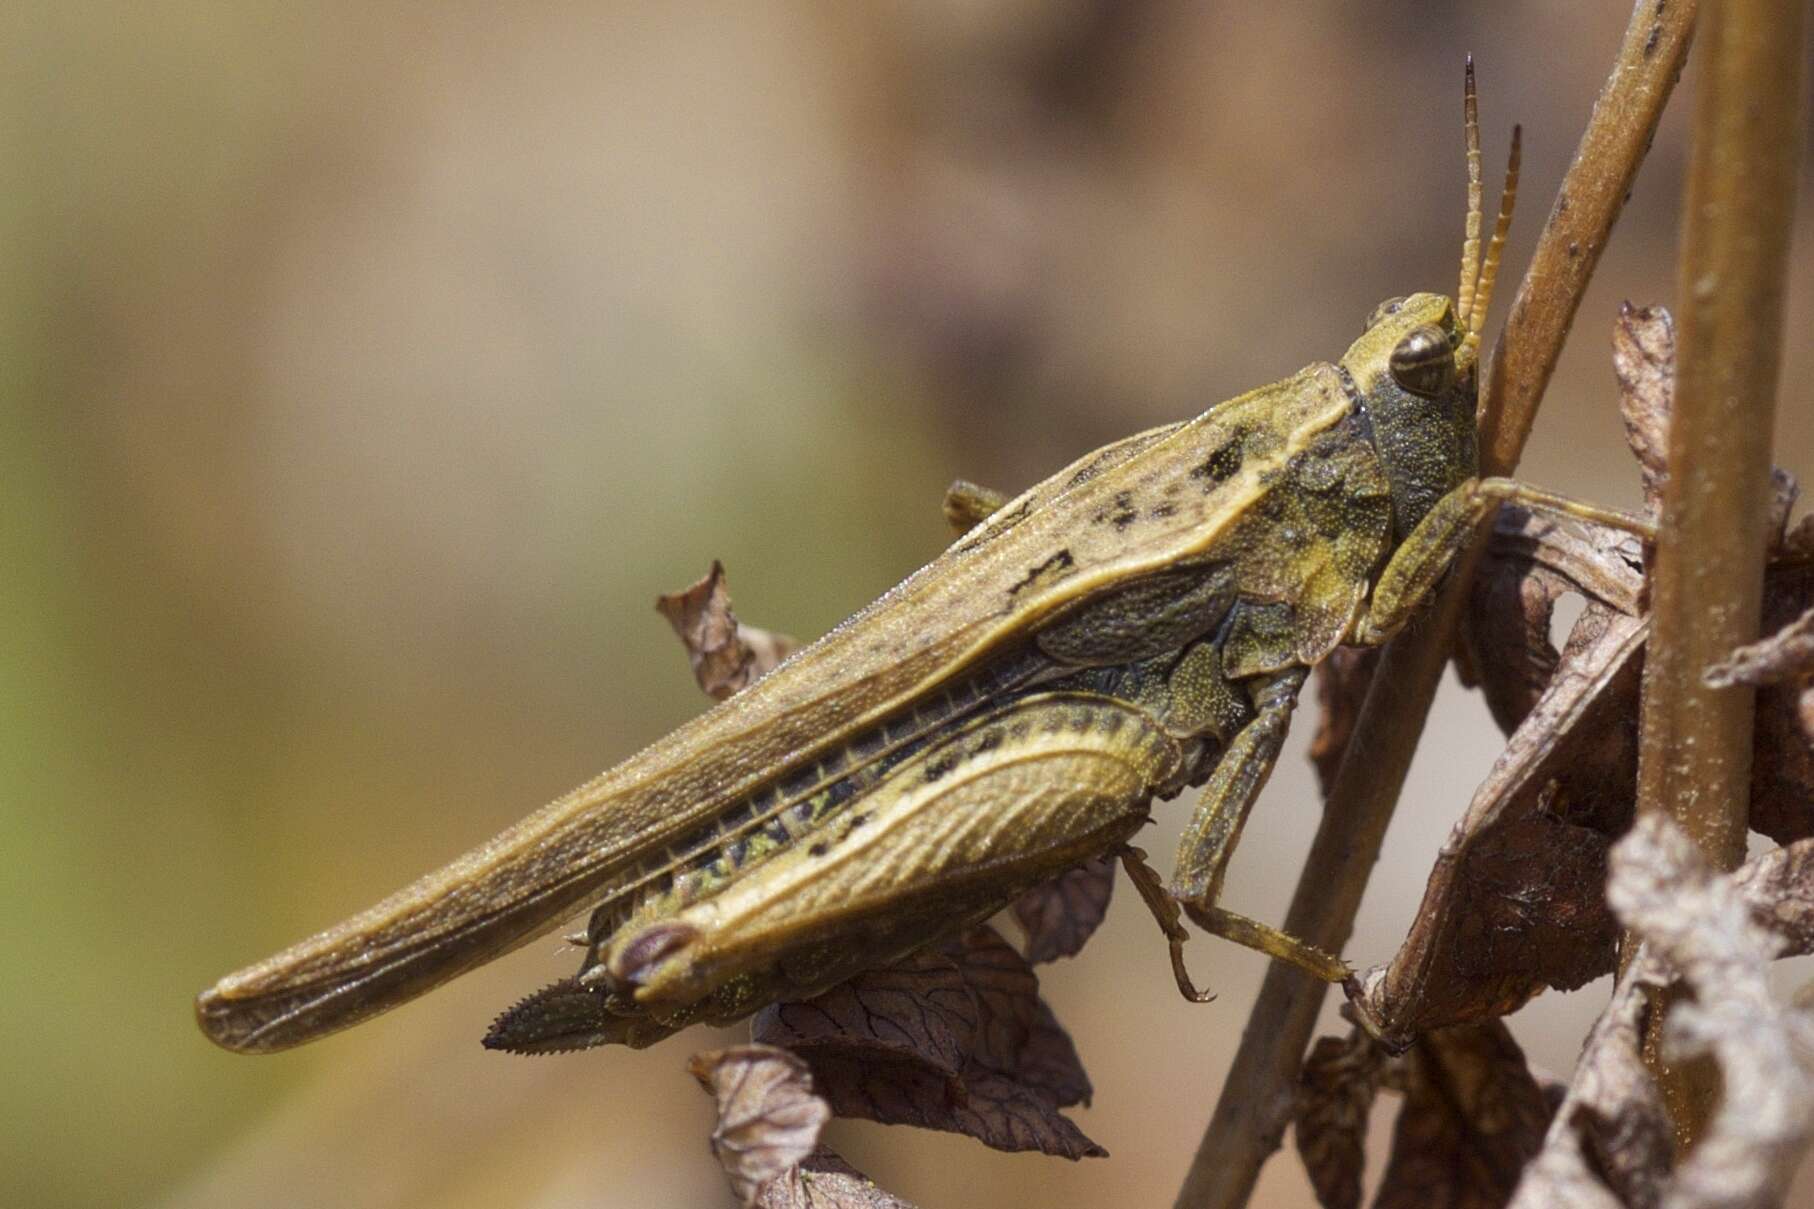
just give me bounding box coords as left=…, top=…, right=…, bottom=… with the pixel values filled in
left=5, top=4, right=1811, bottom=1207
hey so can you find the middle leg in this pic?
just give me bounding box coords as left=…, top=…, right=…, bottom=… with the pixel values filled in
left=1355, top=475, right=1655, bottom=645
left=1169, top=666, right=1349, bottom=983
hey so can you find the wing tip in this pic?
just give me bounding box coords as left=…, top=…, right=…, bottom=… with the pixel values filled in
left=193, top=983, right=286, bottom=1055
left=193, top=969, right=353, bottom=1055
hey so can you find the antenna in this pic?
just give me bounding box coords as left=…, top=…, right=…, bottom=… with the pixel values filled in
left=1464, top=124, right=1522, bottom=364
left=1457, top=57, right=1484, bottom=328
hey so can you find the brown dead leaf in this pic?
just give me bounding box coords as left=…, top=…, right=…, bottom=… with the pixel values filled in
left=1362, top=500, right=1814, bottom=1043
left=754, top=926, right=1102, bottom=1159
left=1465, top=501, right=1649, bottom=733
left=1773, top=468, right=1802, bottom=534
left=1766, top=469, right=1800, bottom=548
left=1612, top=302, right=1674, bottom=509
left=1489, top=508, right=1649, bottom=617
left=774, top=1043, right=1106, bottom=1161
left=1730, top=838, right=1814, bottom=956
left=1373, top=1020, right=1553, bottom=1209
left=751, top=947, right=977, bottom=1078
left=1705, top=603, right=1814, bottom=689
left=1459, top=532, right=1569, bottom=734
left=690, top=1045, right=833, bottom=1208
left=1785, top=513, right=1814, bottom=560
left=1295, top=1027, right=1386, bottom=1209
left=1506, top=967, right=1667, bottom=1209
left=944, top=1067, right=1103, bottom=1157
left=948, top=925, right=1042, bottom=1070
left=1511, top=819, right=1814, bottom=1209
left=1019, top=998, right=1094, bottom=1109
left=657, top=560, right=797, bottom=700
left=1011, top=856, right=1115, bottom=964
left=754, top=1149, right=918, bottom=1209
left=1309, top=646, right=1380, bottom=797
left=1614, top=825, right=1814, bottom=1209
left=1748, top=562, right=1814, bottom=843
left=1357, top=579, right=1643, bottom=1047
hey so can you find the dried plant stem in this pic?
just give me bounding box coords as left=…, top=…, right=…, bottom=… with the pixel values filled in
left=1173, top=5, right=1696, bottom=1206
left=1478, top=3, right=1697, bottom=476
left=1172, top=581, right=1468, bottom=1209
left=1634, top=0, right=1804, bottom=1148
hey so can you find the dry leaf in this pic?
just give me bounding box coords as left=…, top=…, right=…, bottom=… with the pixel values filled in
left=1612, top=302, right=1674, bottom=510
left=1460, top=535, right=1570, bottom=733
left=754, top=1149, right=919, bottom=1209
left=1612, top=820, right=1814, bottom=1209
left=1011, top=856, right=1115, bottom=964
left=1364, top=469, right=1655, bottom=1044
left=752, top=946, right=977, bottom=1078
left=657, top=560, right=797, bottom=700
left=1748, top=562, right=1814, bottom=843
left=690, top=1045, right=833, bottom=1208
left=903, top=927, right=1099, bottom=1154
left=1785, top=513, right=1814, bottom=561
left=1296, top=1027, right=1386, bottom=1209
left=753, top=926, right=1102, bottom=1159
left=1373, top=1020, right=1553, bottom=1209
left=1018, top=998, right=1094, bottom=1110
left=1729, top=839, right=1814, bottom=955
left=1506, top=968, right=1666, bottom=1209
left=1704, top=603, right=1814, bottom=689
left=1510, top=819, right=1814, bottom=1209
left=941, top=1066, right=1103, bottom=1158
left=949, top=925, right=1042, bottom=1070
left=1358, top=572, right=1644, bottom=1046
left=1768, top=468, right=1801, bottom=545
left=1363, top=501, right=1814, bottom=1043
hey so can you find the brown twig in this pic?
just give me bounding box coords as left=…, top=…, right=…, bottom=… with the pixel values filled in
left=1633, top=0, right=1804, bottom=1149
left=1172, top=5, right=1697, bottom=1206
left=1478, top=3, right=1699, bottom=477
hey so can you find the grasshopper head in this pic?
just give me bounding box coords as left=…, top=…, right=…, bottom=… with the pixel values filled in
left=1340, top=291, right=1478, bottom=540
left=1339, top=59, right=1519, bottom=539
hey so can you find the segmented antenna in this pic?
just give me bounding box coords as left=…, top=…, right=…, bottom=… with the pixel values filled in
left=1456, top=57, right=1484, bottom=328
left=1462, top=123, right=1521, bottom=364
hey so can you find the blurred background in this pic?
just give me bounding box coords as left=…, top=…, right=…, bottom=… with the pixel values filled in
left=5, top=3, right=1811, bottom=1207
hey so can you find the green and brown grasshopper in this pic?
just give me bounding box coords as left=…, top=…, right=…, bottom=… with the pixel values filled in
left=196, top=67, right=1648, bottom=1057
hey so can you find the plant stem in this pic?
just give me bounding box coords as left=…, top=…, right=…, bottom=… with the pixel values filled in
left=1172, top=5, right=1696, bottom=1206
left=1634, top=0, right=1804, bottom=1149
left=1171, top=579, right=1467, bottom=1209
left=1478, top=2, right=1699, bottom=477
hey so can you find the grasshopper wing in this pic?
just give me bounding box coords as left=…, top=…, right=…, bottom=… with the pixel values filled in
left=197, top=366, right=1351, bottom=1052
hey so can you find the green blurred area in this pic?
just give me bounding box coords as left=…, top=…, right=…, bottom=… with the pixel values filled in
left=4, top=5, right=1810, bottom=1208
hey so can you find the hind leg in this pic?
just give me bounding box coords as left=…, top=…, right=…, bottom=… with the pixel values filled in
left=610, top=692, right=1181, bottom=1010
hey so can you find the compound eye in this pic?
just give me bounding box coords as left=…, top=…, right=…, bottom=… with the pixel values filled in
left=1364, top=296, right=1407, bottom=330
left=1388, top=324, right=1456, bottom=397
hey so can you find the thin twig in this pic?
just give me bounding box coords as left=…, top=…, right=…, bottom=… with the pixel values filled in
left=1478, top=4, right=1698, bottom=477
left=1172, top=6, right=1697, bottom=1206
left=1634, top=0, right=1804, bottom=1148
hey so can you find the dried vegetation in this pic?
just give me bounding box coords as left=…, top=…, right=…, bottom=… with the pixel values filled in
left=655, top=1, right=1813, bottom=1203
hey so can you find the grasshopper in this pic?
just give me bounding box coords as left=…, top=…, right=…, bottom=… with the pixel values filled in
left=196, top=66, right=1649, bottom=1056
